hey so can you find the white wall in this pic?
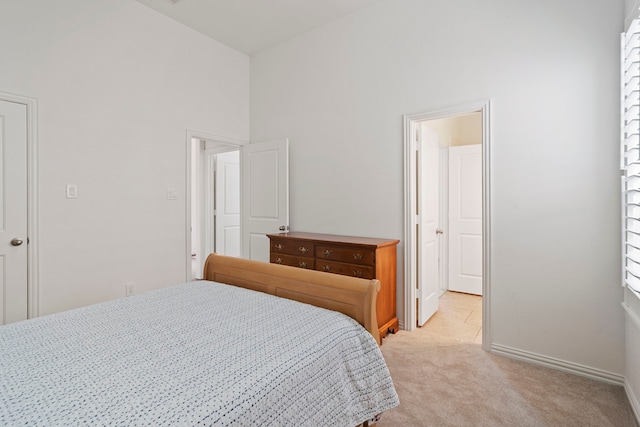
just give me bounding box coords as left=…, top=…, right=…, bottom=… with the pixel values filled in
left=251, top=0, right=626, bottom=375
left=627, top=0, right=640, bottom=29
left=625, top=288, right=640, bottom=418
left=0, top=0, right=249, bottom=315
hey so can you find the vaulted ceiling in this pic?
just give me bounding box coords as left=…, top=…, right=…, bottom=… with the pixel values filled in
left=136, top=0, right=380, bottom=55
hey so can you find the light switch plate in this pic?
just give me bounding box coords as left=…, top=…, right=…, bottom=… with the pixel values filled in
left=66, top=184, right=77, bottom=199
left=166, top=189, right=177, bottom=200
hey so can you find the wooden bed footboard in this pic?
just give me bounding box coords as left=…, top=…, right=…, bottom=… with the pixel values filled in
left=202, top=253, right=381, bottom=345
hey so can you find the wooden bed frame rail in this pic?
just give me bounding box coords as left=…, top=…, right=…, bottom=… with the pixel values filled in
left=203, top=253, right=381, bottom=345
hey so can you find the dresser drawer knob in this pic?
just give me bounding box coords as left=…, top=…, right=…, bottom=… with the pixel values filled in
left=275, top=257, right=283, bottom=264
left=353, top=253, right=364, bottom=260
left=275, top=243, right=284, bottom=250
left=322, top=249, right=332, bottom=257
left=299, top=261, right=308, bottom=268
left=352, top=270, right=364, bottom=278
left=322, top=264, right=332, bottom=272
left=298, top=246, right=309, bottom=254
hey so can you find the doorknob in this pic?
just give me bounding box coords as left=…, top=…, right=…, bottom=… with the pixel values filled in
left=279, top=225, right=289, bottom=232
left=10, top=238, right=24, bottom=246
left=436, top=229, right=443, bottom=235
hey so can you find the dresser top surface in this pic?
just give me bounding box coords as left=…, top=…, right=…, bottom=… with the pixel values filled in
left=267, top=231, right=399, bottom=247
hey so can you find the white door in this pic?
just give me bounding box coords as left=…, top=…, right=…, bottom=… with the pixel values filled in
left=241, top=139, right=289, bottom=262
left=417, top=124, right=439, bottom=326
left=449, top=144, right=482, bottom=295
left=0, top=100, right=28, bottom=325
left=215, top=151, right=240, bottom=257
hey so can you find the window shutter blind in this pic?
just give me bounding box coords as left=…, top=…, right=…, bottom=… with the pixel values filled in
left=623, top=19, right=640, bottom=296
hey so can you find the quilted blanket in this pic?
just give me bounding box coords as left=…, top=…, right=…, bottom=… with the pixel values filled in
left=0, top=281, right=398, bottom=426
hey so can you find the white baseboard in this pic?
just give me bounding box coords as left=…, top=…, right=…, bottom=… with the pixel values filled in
left=490, top=343, right=625, bottom=386
left=625, top=378, right=640, bottom=426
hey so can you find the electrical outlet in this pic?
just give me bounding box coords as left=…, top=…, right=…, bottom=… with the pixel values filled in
left=125, top=283, right=135, bottom=297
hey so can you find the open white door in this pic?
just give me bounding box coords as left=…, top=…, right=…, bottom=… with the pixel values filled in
left=449, top=144, right=483, bottom=295
left=241, top=139, right=289, bottom=262
left=417, top=124, right=439, bottom=326
left=0, top=100, right=28, bottom=325
left=215, top=151, right=241, bottom=257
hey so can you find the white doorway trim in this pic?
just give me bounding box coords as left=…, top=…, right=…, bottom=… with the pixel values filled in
left=0, top=91, right=39, bottom=319
left=403, top=99, right=492, bottom=351
left=185, top=130, right=246, bottom=281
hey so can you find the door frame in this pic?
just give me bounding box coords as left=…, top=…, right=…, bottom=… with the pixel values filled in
left=185, top=130, right=246, bottom=281
left=0, top=91, right=39, bottom=319
left=403, top=99, right=492, bottom=351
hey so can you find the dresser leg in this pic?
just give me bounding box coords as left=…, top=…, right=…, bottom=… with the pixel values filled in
left=378, top=318, right=399, bottom=340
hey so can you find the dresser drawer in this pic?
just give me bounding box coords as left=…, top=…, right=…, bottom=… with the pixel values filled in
left=270, top=253, right=315, bottom=269
left=270, top=239, right=315, bottom=257
left=315, top=260, right=374, bottom=279
left=316, top=245, right=374, bottom=266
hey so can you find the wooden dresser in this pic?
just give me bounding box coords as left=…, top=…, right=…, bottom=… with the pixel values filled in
left=267, top=232, right=399, bottom=339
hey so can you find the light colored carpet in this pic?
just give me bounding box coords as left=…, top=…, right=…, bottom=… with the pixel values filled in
left=377, top=293, right=638, bottom=427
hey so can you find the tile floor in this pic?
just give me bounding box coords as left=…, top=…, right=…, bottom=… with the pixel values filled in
left=419, top=291, right=483, bottom=344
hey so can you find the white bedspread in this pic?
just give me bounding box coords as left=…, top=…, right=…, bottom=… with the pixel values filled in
left=0, top=281, right=399, bottom=426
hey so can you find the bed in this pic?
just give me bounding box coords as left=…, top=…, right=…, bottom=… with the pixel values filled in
left=0, top=254, right=399, bottom=426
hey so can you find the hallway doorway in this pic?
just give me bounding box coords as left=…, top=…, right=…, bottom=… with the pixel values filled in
left=189, top=134, right=242, bottom=279
left=422, top=114, right=483, bottom=297
left=403, top=100, right=491, bottom=350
